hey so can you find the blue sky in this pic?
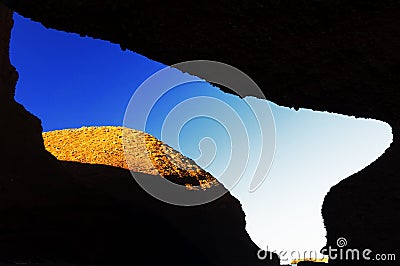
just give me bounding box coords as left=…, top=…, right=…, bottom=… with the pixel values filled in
left=11, top=13, right=393, bottom=263
left=11, top=14, right=164, bottom=131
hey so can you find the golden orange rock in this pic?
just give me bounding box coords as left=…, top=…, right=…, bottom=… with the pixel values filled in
left=42, top=126, right=218, bottom=189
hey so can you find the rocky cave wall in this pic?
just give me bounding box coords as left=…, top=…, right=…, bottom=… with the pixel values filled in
left=0, top=0, right=399, bottom=265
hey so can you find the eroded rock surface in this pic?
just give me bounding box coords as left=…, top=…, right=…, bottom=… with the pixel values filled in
left=43, top=126, right=218, bottom=189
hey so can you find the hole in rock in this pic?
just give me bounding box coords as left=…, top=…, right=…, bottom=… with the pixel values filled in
left=11, top=13, right=393, bottom=264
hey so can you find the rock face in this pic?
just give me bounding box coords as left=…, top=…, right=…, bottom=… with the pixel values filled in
left=0, top=2, right=71, bottom=210
left=43, top=126, right=218, bottom=189
left=0, top=1, right=399, bottom=265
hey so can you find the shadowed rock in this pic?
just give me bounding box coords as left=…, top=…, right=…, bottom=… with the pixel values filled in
left=0, top=1, right=399, bottom=265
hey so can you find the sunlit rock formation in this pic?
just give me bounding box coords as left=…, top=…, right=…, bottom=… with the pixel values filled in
left=43, top=126, right=218, bottom=189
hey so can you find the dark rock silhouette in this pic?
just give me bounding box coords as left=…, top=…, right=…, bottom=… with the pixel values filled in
left=1, top=161, right=276, bottom=265
left=1, top=1, right=399, bottom=265
left=0, top=3, right=279, bottom=265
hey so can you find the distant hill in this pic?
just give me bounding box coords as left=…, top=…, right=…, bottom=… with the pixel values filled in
left=43, top=126, right=218, bottom=189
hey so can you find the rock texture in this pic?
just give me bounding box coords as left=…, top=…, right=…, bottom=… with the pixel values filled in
left=0, top=1, right=399, bottom=265
left=43, top=126, right=217, bottom=189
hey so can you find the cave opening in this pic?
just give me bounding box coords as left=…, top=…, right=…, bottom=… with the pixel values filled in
left=10, top=12, right=394, bottom=264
